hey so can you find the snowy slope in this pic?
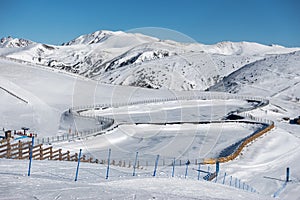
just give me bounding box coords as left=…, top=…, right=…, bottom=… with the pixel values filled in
left=0, top=158, right=273, bottom=200
left=209, top=51, right=300, bottom=99
left=1, top=30, right=299, bottom=90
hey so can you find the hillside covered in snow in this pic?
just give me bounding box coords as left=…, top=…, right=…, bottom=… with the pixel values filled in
left=1, top=30, right=299, bottom=91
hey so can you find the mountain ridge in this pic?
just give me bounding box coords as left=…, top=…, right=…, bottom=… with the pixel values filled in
left=0, top=30, right=299, bottom=91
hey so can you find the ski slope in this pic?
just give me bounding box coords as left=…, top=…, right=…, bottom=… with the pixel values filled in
left=0, top=159, right=272, bottom=200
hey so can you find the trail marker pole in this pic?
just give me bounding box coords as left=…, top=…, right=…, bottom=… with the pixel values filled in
left=106, top=149, right=111, bottom=179
left=286, top=167, right=290, bottom=182
left=172, top=158, right=175, bottom=177
left=215, top=173, right=218, bottom=183
left=74, top=149, right=82, bottom=181
left=216, top=161, right=220, bottom=175
left=133, top=152, right=138, bottom=176
left=235, top=177, right=238, bottom=188
left=185, top=160, right=190, bottom=179
left=153, top=155, right=159, bottom=177
left=27, top=136, right=34, bottom=176
left=197, top=163, right=201, bottom=180
left=222, top=172, right=227, bottom=185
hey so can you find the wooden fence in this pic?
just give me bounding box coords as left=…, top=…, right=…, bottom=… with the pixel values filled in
left=0, top=139, right=145, bottom=168
left=0, top=139, right=96, bottom=163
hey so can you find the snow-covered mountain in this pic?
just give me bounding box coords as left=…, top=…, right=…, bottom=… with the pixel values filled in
left=62, top=30, right=117, bottom=45
left=0, top=30, right=299, bottom=90
left=209, top=51, right=300, bottom=100
left=0, top=36, right=34, bottom=48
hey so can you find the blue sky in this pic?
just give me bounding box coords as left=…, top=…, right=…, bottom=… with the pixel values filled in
left=1, top=0, right=300, bottom=47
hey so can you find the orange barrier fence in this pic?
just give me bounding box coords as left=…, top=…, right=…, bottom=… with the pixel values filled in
left=203, top=123, right=275, bottom=164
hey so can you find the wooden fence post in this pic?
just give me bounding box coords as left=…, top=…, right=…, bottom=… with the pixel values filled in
left=58, top=149, right=62, bottom=160
left=18, top=141, right=22, bottom=159
left=7, top=140, right=11, bottom=158
left=67, top=151, right=70, bottom=161
left=74, top=153, right=78, bottom=161
left=39, top=145, right=43, bottom=160
left=50, top=147, right=53, bottom=160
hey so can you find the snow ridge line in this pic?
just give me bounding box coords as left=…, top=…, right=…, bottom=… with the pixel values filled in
left=0, top=86, right=28, bottom=104
left=0, top=56, right=90, bottom=81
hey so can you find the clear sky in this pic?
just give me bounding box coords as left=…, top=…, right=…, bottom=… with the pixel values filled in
left=1, top=0, right=300, bottom=47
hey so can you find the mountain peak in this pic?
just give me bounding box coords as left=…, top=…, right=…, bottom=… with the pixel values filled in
left=62, top=30, right=123, bottom=46
left=0, top=36, right=34, bottom=48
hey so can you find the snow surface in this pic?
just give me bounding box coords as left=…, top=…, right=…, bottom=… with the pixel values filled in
left=54, top=122, right=263, bottom=162
left=0, top=159, right=273, bottom=200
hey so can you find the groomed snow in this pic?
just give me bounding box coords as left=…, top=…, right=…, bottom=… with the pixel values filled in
left=0, top=159, right=272, bottom=200
left=53, top=122, right=263, bottom=163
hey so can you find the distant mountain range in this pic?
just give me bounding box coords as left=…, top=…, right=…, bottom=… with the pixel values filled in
left=1, top=30, right=299, bottom=92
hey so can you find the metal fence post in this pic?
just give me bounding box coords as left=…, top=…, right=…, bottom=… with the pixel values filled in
left=27, top=136, right=35, bottom=176
left=74, top=149, right=82, bottom=181
left=197, top=163, right=201, bottom=180
left=222, top=172, right=227, bottom=184
left=216, top=161, right=219, bottom=175
left=153, top=155, right=160, bottom=177
left=106, top=149, right=111, bottom=179
left=235, top=177, right=238, bottom=188
left=133, top=152, right=138, bottom=176
left=185, top=160, right=190, bottom=179
left=172, top=158, right=175, bottom=177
